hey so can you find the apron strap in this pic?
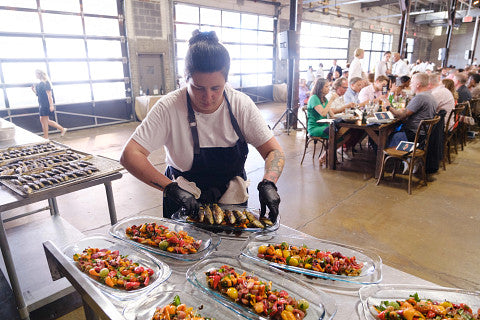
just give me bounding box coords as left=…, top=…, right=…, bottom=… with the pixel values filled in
left=224, top=91, right=246, bottom=143
left=186, top=93, right=201, bottom=155
left=186, top=90, right=246, bottom=155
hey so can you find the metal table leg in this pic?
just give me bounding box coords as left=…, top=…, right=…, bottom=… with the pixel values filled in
left=0, top=215, right=30, bottom=320
left=48, top=198, right=59, bottom=216
left=104, top=182, right=117, bottom=225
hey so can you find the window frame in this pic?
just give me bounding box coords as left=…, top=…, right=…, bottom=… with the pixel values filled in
left=299, top=21, right=351, bottom=80
left=0, top=0, right=131, bottom=127
left=360, top=31, right=393, bottom=73
left=173, top=3, right=275, bottom=89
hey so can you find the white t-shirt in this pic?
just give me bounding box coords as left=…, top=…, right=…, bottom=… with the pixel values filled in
left=326, top=91, right=345, bottom=112
left=375, top=60, right=388, bottom=79
left=392, top=59, right=409, bottom=77
left=131, top=86, right=273, bottom=172
left=348, top=57, right=363, bottom=82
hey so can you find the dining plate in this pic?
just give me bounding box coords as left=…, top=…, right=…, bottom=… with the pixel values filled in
left=62, top=235, right=171, bottom=300
left=109, top=216, right=221, bottom=261
left=123, top=289, right=244, bottom=320
left=186, top=255, right=337, bottom=320
left=359, top=284, right=480, bottom=320
left=240, top=233, right=382, bottom=285
left=172, top=205, right=280, bottom=238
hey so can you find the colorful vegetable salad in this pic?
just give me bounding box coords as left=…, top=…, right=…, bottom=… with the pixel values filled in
left=73, top=247, right=154, bottom=290
left=126, top=222, right=202, bottom=254
left=205, top=265, right=309, bottom=320
left=257, top=242, right=363, bottom=276
left=374, top=293, right=480, bottom=319
left=151, top=295, right=214, bottom=320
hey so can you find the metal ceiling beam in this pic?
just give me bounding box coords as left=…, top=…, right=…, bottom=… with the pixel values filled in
left=305, top=0, right=378, bottom=10
left=414, top=8, right=480, bottom=23
left=360, top=0, right=398, bottom=8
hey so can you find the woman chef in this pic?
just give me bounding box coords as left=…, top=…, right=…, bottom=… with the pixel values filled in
left=120, top=30, right=284, bottom=222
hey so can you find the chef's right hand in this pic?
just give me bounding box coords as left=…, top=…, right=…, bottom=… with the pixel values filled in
left=163, top=182, right=199, bottom=218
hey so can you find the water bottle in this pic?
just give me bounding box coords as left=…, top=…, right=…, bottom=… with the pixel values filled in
left=362, top=109, right=367, bottom=124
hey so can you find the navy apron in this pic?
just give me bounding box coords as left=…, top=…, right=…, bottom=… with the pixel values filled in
left=163, top=91, right=249, bottom=218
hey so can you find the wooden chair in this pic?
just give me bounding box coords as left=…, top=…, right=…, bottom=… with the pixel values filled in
left=300, top=106, right=329, bottom=165
left=457, top=101, right=472, bottom=150
left=470, top=98, right=480, bottom=125
left=376, top=116, right=440, bottom=194
left=442, top=105, right=465, bottom=170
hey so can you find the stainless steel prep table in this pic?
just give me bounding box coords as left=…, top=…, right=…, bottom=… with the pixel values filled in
left=44, top=224, right=439, bottom=320
left=0, top=124, right=123, bottom=320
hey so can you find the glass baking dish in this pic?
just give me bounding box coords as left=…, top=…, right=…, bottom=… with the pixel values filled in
left=359, top=284, right=480, bottom=320
left=123, top=289, right=245, bottom=319
left=109, top=216, right=221, bottom=261
left=240, top=233, right=382, bottom=285
left=172, top=205, right=280, bottom=238
left=62, top=235, right=171, bottom=301
left=186, top=255, right=337, bottom=320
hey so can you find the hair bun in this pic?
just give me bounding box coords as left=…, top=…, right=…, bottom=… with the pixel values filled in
left=189, top=30, right=219, bottom=46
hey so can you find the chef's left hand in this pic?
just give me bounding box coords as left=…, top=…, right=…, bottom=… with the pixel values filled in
left=257, top=179, right=280, bottom=223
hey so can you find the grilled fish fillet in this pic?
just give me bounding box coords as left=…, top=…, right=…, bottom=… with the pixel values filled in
left=204, top=205, right=214, bottom=225
left=225, top=209, right=236, bottom=225
left=212, top=204, right=225, bottom=224
left=245, top=210, right=264, bottom=229
left=232, top=209, right=247, bottom=224
left=198, top=206, right=205, bottom=223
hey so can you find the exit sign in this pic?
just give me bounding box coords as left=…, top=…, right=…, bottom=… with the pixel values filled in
left=463, top=16, right=473, bottom=22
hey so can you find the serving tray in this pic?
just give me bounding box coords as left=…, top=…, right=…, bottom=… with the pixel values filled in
left=186, top=255, right=337, bottom=320
left=123, top=289, right=244, bottom=320
left=62, top=235, right=171, bottom=301
left=109, top=216, right=221, bottom=261
left=172, top=205, right=279, bottom=238
left=241, top=233, right=382, bottom=285
left=0, top=150, right=122, bottom=197
left=359, top=284, right=480, bottom=320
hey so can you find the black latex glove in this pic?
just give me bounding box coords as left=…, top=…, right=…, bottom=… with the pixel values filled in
left=257, top=179, right=280, bottom=223
left=163, top=182, right=199, bottom=218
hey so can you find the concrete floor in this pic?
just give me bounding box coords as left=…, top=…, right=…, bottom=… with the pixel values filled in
left=4, top=102, right=480, bottom=319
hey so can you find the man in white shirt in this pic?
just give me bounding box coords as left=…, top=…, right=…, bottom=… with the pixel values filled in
left=326, top=77, right=355, bottom=114
left=392, top=52, right=409, bottom=78
left=375, top=51, right=391, bottom=79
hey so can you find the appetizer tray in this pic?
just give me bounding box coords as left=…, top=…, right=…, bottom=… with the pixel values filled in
left=172, top=205, right=280, bottom=238
left=123, top=289, right=244, bottom=320
left=62, top=235, right=171, bottom=301
left=359, top=284, right=480, bottom=320
left=186, top=255, right=337, bottom=320
left=0, top=141, right=64, bottom=161
left=0, top=144, right=123, bottom=197
left=109, top=216, right=221, bottom=261
left=241, top=233, right=382, bottom=285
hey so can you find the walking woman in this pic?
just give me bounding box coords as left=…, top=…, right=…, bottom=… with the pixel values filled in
left=31, top=69, right=67, bottom=139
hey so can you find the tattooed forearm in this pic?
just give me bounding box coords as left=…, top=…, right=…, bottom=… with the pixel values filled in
left=263, top=149, right=285, bottom=183
left=150, top=181, right=165, bottom=191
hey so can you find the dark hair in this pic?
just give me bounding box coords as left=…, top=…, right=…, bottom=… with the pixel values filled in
left=311, top=79, right=328, bottom=104
left=470, top=73, right=480, bottom=84
left=399, top=75, right=410, bottom=84
left=185, top=30, right=230, bottom=80
left=326, top=72, right=333, bottom=82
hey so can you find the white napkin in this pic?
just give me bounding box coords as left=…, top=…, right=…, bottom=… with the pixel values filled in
left=218, top=176, right=250, bottom=204
left=175, top=176, right=201, bottom=199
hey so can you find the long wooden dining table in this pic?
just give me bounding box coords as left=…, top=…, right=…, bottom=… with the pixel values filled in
left=327, top=119, right=399, bottom=178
